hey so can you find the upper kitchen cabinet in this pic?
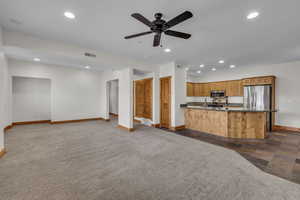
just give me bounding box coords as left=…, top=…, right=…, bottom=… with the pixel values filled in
left=194, top=83, right=203, bottom=96
left=187, top=82, right=194, bottom=97
left=187, top=80, right=243, bottom=97
left=226, top=80, right=243, bottom=96
left=203, top=83, right=211, bottom=96
left=187, top=76, right=275, bottom=97
left=242, top=76, right=275, bottom=86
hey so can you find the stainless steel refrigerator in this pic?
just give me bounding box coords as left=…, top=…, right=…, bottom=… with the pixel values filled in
left=244, top=85, right=272, bottom=131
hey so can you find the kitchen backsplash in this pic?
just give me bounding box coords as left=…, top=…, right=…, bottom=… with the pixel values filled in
left=186, top=96, right=244, bottom=104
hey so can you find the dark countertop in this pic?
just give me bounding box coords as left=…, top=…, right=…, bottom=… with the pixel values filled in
left=186, top=102, right=244, bottom=107
left=182, top=105, right=278, bottom=112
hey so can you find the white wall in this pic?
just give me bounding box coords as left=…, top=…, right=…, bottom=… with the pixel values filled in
left=118, top=68, right=133, bottom=129
left=8, top=59, right=103, bottom=122
left=0, top=25, right=8, bottom=150
left=109, top=79, right=118, bottom=115
left=12, top=77, right=51, bottom=122
left=99, top=68, right=134, bottom=129
left=195, top=61, right=300, bottom=128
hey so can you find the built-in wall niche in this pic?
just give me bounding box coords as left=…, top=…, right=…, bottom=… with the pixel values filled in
left=12, top=76, right=51, bottom=123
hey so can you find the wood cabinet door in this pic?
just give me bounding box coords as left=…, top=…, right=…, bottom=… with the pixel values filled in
left=209, top=82, right=216, bottom=91
left=229, top=80, right=239, bottom=96
left=198, top=83, right=205, bottom=96
left=194, top=83, right=200, bottom=96
left=186, top=82, right=194, bottom=96
left=160, top=77, right=171, bottom=128
left=238, top=80, right=244, bottom=96
left=134, top=78, right=152, bottom=120
left=204, top=83, right=211, bottom=96
left=135, top=80, right=145, bottom=118
left=225, top=80, right=243, bottom=97
left=242, top=76, right=274, bottom=86
left=224, top=81, right=231, bottom=96
left=143, top=78, right=153, bottom=119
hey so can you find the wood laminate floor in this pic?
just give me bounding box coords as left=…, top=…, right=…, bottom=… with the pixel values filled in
left=172, top=128, right=300, bottom=184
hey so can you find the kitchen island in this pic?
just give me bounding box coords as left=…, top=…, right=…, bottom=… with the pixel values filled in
left=183, top=106, right=277, bottom=139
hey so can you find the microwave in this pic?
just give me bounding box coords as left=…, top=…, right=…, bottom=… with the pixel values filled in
left=211, top=90, right=226, bottom=98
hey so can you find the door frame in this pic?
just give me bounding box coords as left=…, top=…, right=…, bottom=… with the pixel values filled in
left=133, top=77, right=153, bottom=123
left=160, top=76, right=171, bottom=129
left=106, top=79, right=119, bottom=120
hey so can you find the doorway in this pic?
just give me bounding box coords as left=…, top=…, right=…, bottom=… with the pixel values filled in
left=107, top=79, right=119, bottom=120
left=134, top=78, right=153, bottom=123
left=160, top=76, right=171, bottom=128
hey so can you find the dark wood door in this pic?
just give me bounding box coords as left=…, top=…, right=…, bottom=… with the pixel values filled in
left=160, top=77, right=171, bottom=128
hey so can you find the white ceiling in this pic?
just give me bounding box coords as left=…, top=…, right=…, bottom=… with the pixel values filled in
left=1, top=0, right=300, bottom=74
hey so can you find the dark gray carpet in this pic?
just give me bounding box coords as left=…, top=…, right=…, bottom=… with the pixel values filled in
left=1, top=120, right=300, bottom=200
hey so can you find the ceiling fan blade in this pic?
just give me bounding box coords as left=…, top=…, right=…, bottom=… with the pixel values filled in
left=124, top=31, right=153, bottom=39
left=164, top=30, right=191, bottom=39
left=131, top=13, right=153, bottom=28
left=153, top=33, right=161, bottom=47
left=164, top=11, right=193, bottom=29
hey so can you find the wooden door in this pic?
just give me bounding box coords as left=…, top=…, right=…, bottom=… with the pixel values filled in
left=135, top=80, right=145, bottom=118
left=143, top=78, right=152, bottom=119
left=134, top=78, right=152, bottom=119
left=160, top=77, right=171, bottom=128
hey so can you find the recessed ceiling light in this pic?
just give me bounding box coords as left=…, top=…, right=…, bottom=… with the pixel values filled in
left=64, top=11, right=76, bottom=19
left=230, top=65, right=236, bottom=68
left=85, top=66, right=91, bottom=69
left=218, top=60, right=225, bottom=64
left=33, top=58, right=40, bottom=62
left=247, top=11, right=259, bottom=20
left=185, top=67, right=189, bottom=71
left=200, top=64, right=205, bottom=68
left=212, top=68, right=216, bottom=71
left=164, top=48, right=171, bottom=53
left=197, top=70, right=201, bottom=74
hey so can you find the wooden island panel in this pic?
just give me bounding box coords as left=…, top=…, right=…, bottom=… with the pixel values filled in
left=185, top=109, right=228, bottom=137
left=185, top=109, right=268, bottom=139
left=227, top=112, right=266, bottom=139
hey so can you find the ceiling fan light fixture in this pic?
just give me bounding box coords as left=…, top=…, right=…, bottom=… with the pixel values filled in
left=125, top=11, right=193, bottom=47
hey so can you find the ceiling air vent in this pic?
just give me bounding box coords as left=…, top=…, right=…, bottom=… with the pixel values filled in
left=84, top=52, right=96, bottom=58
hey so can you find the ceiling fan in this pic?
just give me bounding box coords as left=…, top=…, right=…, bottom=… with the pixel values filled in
left=124, top=11, right=193, bottom=47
